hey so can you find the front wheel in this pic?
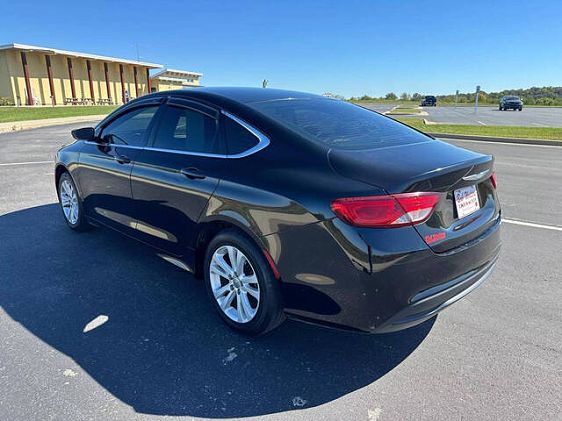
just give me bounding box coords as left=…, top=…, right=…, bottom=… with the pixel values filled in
left=499, top=106, right=503, bottom=111
left=204, top=230, right=285, bottom=335
left=58, top=172, right=89, bottom=231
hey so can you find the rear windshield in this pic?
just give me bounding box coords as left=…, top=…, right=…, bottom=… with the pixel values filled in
left=249, top=98, right=430, bottom=150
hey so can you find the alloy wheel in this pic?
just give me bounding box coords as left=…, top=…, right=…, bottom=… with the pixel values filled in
left=60, top=179, right=79, bottom=225
left=209, top=245, right=260, bottom=323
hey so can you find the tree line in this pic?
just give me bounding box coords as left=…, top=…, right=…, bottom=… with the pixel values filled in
left=350, top=86, right=562, bottom=105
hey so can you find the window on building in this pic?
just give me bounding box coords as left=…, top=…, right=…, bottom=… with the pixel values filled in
left=222, top=115, right=260, bottom=155
left=153, top=105, right=220, bottom=154
left=100, top=106, right=158, bottom=146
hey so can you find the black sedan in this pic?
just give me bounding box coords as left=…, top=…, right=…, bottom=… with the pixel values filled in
left=55, top=88, right=501, bottom=335
left=499, top=95, right=523, bottom=111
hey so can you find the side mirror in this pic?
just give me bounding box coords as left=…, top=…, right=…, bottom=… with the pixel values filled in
left=71, top=127, right=96, bottom=141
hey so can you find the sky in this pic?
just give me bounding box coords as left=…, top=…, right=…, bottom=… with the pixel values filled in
left=1, top=0, right=561, bottom=98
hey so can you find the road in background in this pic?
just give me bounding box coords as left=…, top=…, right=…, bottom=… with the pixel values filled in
left=0, top=124, right=561, bottom=420
left=360, top=103, right=562, bottom=127
left=444, top=137, right=562, bottom=227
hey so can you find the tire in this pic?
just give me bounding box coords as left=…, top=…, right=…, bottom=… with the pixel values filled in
left=499, top=106, right=503, bottom=111
left=204, top=229, right=285, bottom=335
left=58, top=172, right=90, bottom=231
left=519, top=107, right=522, bottom=111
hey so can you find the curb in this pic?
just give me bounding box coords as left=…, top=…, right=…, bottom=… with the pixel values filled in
left=0, top=115, right=107, bottom=134
left=428, top=132, right=562, bottom=147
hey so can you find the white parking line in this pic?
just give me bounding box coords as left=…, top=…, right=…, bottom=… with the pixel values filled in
left=477, top=121, right=486, bottom=126
left=0, top=160, right=52, bottom=167
left=503, top=219, right=562, bottom=232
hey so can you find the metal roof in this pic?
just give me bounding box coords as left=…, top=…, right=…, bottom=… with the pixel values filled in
left=0, top=43, right=163, bottom=68
left=151, top=68, right=203, bottom=79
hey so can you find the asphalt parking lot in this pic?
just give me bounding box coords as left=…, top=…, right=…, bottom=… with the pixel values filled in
left=422, top=106, right=562, bottom=127
left=360, top=103, right=562, bottom=127
left=1, top=123, right=561, bottom=420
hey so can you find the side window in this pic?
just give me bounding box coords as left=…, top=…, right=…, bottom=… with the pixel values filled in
left=100, top=106, right=158, bottom=146
left=222, top=115, right=259, bottom=155
left=153, top=105, right=220, bottom=154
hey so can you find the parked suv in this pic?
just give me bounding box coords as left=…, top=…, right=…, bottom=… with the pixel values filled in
left=499, top=96, right=523, bottom=111
left=421, top=95, right=437, bottom=106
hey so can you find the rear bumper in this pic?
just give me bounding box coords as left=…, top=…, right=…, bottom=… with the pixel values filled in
left=374, top=256, right=498, bottom=333
left=267, top=214, right=501, bottom=334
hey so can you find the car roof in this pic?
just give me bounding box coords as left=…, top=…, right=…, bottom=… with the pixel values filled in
left=147, top=87, right=323, bottom=105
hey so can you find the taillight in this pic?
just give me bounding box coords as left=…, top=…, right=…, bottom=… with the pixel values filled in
left=331, top=192, right=441, bottom=228
left=490, top=172, right=497, bottom=189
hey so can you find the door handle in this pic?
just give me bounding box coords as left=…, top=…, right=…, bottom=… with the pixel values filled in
left=115, top=154, right=131, bottom=164
left=180, top=167, right=206, bottom=179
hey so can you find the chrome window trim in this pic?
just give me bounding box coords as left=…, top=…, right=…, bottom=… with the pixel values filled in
left=86, top=110, right=270, bottom=159
left=84, top=141, right=144, bottom=150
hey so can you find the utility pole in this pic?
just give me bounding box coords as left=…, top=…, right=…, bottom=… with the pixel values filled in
left=455, top=90, right=459, bottom=108
left=475, top=85, right=480, bottom=113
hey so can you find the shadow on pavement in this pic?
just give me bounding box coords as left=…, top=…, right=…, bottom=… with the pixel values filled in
left=0, top=204, right=435, bottom=418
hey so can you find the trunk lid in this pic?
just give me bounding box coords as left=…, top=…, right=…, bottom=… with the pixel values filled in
left=328, top=139, right=500, bottom=252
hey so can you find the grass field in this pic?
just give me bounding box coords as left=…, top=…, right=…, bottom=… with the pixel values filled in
left=396, top=118, right=562, bottom=141
left=386, top=107, right=422, bottom=115
left=351, top=100, right=417, bottom=106
left=0, top=106, right=117, bottom=123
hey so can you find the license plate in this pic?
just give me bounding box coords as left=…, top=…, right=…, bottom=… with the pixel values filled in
left=454, top=185, right=480, bottom=219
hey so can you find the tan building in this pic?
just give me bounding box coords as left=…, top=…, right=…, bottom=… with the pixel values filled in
left=0, top=43, right=167, bottom=106
left=150, top=68, right=202, bottom=92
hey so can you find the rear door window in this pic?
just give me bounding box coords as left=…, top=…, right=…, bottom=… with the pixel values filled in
left=152, top=105, right=222, bottom=154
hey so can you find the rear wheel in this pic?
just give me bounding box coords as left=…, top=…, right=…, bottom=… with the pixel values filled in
left=58, top=172, right=89, bottom=231
left=204, top=230, right=284, bottom=335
